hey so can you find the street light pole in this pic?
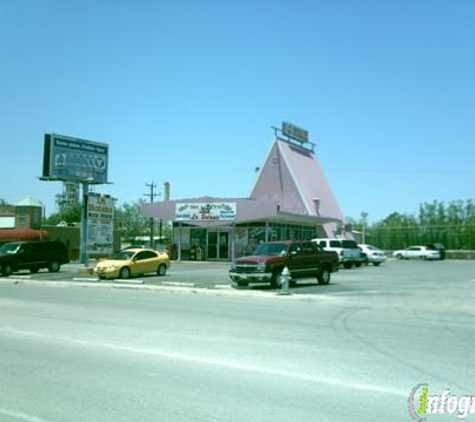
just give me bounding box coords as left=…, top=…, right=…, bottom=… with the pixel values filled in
left=80, top=180, right=92, bottom=267
left=80, top=182, right=89, bottom=266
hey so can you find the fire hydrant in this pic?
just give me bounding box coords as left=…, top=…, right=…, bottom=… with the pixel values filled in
left=279, top=266, right=291, bottom=295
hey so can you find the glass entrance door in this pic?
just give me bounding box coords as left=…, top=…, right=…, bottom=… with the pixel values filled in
left=207, top=231, right=229, bottom=260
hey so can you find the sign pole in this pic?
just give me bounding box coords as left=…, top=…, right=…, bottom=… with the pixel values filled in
left=80, top=181, right=89, bottom=267
left=40, top=133, right=111, bottom=266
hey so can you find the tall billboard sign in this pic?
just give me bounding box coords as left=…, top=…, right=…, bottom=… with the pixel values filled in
left=42, top=133, right=109, bottom=184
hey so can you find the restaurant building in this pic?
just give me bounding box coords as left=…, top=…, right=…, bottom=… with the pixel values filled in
left=142, top=130, right=349, bottom=261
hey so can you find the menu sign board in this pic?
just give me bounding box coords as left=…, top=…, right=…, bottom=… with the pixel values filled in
left=87, top=194, right=114, bottom=254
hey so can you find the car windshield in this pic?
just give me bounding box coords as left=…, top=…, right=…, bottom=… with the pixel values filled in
left=111, top=250, right=135, bottom=260
left=0, top=243, right=20, bottom=254
left=253, top=243, right=288, bottom=256
left=366, top=245, right=379, bottom=251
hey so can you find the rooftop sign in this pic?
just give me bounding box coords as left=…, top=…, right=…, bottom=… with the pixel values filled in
left=42, top=133, right=109, bottom=184
left=282, top=122, right=309, bottom=144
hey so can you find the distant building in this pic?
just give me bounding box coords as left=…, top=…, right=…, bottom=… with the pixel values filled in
left=56, top=182, right=80, bottom=213
left=0, top=203, right=15, bottom=229
left=15, top=196, right=44, bottom=230
left=0, top=197, right=48, bottom=245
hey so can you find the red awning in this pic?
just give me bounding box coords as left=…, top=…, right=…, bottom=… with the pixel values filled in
left=0, top=228, right=49, bottom=243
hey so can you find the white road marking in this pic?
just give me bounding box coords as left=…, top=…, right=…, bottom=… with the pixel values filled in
left=72, top=277, right=99, bottom=282
left=162, top=281, right=195, bottom=287
left=214, top=285, right=232, bottom=289
left=0, top=326, right=406, bottom=397
left=0, top=408, right=50, bottom=422
left=1, top=276, right=31, bottom=280
left=329, top=290, right=379, bottom=296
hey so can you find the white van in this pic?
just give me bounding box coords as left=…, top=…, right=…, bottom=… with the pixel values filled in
left=312, top=238, right=364, bottom=269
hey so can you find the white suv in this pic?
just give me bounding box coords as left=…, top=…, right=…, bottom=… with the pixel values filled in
left=312, top=238, right=365, bottom=269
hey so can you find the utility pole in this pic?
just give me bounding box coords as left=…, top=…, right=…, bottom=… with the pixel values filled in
left=144, top=182, right=157, bottom=248
left=361, top=211, right=369, bottom=244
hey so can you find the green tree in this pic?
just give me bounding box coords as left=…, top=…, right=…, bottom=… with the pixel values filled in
left=114, top=200, right=149, bottom=240
left=362, top=199, right=475, bottom=250
left=45, top=204, right=82, bottom=226
left=0, top=198, right=12, bottom=210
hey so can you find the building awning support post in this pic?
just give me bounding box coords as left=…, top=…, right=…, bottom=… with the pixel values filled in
left=177, top=222, right=182, bottom=262
left=231, top=224, right=235, bottom=261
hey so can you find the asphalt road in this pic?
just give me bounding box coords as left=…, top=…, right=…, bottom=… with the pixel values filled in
left=0, top=260, right=474, bottom=421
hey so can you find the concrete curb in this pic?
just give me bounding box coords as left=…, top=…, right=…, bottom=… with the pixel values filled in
left=76, top=267, right=94, bottom=275
left=0, top=277, right=335, bottom=302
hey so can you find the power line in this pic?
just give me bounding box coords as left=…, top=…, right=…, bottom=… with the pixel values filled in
left=144, top=181, right=158, bottom=248
left=144, top=181, right=158, bottom=203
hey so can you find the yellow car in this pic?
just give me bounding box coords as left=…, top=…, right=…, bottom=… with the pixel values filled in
left=94, top=248, right=170, bottom=280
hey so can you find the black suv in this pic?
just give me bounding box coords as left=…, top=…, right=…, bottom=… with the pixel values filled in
left=0, top=240, right=70, bottom=277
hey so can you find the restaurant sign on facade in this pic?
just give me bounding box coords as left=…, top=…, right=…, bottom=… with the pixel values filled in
left=176, top=203, right=237, bottom=221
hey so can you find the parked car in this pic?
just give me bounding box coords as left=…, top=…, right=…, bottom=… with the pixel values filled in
left=0, top=240, right=70, bottom=277
left=358, top=244, right=387, bottom=266
left=94, top=248, right=170, bottom=280
left=312, top=238, right=365, bottom=269
left=229, top=240, right=339, bottom=288
left=426, top=243, right=446, bottom=260
left=392, top=246, right=441, bottom=260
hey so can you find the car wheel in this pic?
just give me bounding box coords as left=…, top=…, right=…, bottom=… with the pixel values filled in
left=343, top=262, right=353, bottom=269
left=48, top=261, right=60, bottom=272
left=157, top=264, right=167, bottom=277
left=119, top=267, right=131, bottom=279
left=421, top=256, right=427, bottom=260
left=355, top=262, right=362, bottom=268
left=396, top=254, right=403, bottom=260
left=373, top=262, right=381, bottom=267
left=30, top=267, right=40, bottom=274
left=2, top=264, right=13, bottom=277
left=317, top=268, right=331, bottom=285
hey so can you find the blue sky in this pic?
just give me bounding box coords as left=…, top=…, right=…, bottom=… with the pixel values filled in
left=1, top=0, right=474, bottom=223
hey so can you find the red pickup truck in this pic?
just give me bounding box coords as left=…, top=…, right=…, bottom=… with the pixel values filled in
left=229, top=240, right=339, bottom=288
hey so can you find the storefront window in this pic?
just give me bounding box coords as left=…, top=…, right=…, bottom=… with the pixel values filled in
left=269, top=224, right=280, bottom=241
left=247, top=224, right=266, bottom=254
left=302, top=226, right=318, bottom=240
left=288, top=225, right=300, bottom=240
left=190, top=228, right=206, bottom=248
left=234, top=227, right=249, bottom=257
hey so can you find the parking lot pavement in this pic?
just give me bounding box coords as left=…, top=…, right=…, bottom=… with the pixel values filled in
left=1, top=259, right=474, bottom=301
left=2, top=259, right=474, bottom=422
left=0, top=261, right=234, bottom=289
